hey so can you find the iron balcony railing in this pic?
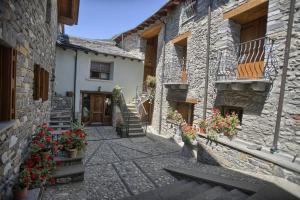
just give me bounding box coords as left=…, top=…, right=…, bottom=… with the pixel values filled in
left=215, top=37, right=277, bottom=82
left=165, top=58, right=189, bottom=84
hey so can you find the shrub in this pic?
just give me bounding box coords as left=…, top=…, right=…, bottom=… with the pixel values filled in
left=146, top=75, right=156, bottom=88
left=112, top=85, right=122, bottom=103
left=167, top=109, right=184, bottom=124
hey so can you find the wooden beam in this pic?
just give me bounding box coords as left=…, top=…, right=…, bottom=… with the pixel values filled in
left=224, top=0, right=268, bottom=20
left=139, top=23, right=162, bottom=39
left=171, top=31, right=191, bottom=46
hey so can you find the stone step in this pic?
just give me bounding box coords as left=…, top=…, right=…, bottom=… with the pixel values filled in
left=128, top=132, right=146, bottom=137
left=121, top=180, right=189, bottom=200
left=54, top=154, right=84, bottom=167
left=190, top=185, right=228, bottom=200
left=160, top=181, right=199, bottom=200
left=49, top=125, right=71, bottom=130
left=167, top=183, right=212, bottom=200
left=50, top=116, right=71, bottom=121
left=128, top=127, right=144, bottom=133
left=24, top=188, right=42, bottom=200
left=49, top=121, right=71, bottom=126
left=214, top=189, right=249, bottom=200
left=128, top=123, right=142, bottom=128
left=51, top=164, right=84, bottom=185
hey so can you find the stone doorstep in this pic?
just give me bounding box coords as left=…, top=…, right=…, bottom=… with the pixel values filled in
left=128, top=132, right=146, bottom=137
left=54, top=154, right=84, bottom=166
left=24, top=188, right=42, bottom=200
left=51, top=164, right=84, bottom=185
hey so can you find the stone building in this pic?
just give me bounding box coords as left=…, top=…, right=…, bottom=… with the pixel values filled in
left=114, top=0, right=300, bottom=184
left=0, top=0, right=79, bottom=198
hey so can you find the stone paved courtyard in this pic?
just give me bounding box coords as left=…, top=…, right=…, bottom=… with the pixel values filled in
left=42, top=126, right=269, bottom=200
left=41, top=126, right=201, bottom=200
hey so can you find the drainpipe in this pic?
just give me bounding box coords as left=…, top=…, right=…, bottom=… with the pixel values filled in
left=158, top=20, right=167, bottom=135
left=271, top=0, right=296, bottom=153
left=203, top=0, right=212, bottom=120
left=73, top=50, right=78, bottom=121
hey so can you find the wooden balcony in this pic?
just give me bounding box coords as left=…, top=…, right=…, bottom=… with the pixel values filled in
left=215, top=37, right=277, bottom=92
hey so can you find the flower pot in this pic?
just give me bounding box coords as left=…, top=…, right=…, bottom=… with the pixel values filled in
left=199, top=128, right=206, bottom=134
left=40, top=150, right=51, bottom=157
left=14, top=187, right=28, bottom=200
left=66, top=148, right=78, bottom=158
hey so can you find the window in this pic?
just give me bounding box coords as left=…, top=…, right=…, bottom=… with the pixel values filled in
left=0, top=44, right=17, bottom=121
left=183, top=0, right=197, bottom=21
left=220, top=106, right=243, bottom=125
left=177, top=102, right=194, bottom=124
left=45, top=0, right=52, bottom=24
left=90, top=61, right=112, bottom=80
left=34, top=65, right=49, bottom=101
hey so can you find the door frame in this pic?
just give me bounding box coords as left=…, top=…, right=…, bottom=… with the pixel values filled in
left=80, top=90, right=112, bottom=125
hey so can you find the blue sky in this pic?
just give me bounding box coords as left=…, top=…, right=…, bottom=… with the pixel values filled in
left=65, top=0, right=167, bottom=39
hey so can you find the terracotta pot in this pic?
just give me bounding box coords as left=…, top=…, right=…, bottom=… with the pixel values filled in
left=14, top=187, right=28, bottom=200
left=66, top=148, right=78, bottom=158
left=40, top=150, right=51, bottom=157
left=199, top=128, right=206, bottom=134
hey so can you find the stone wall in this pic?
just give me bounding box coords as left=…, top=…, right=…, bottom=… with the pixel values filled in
left=156, top=0, right=300, bottom=155
left=118, top=0, right=300, bottom=184
left=197, top=137, right=300, bottom=184
left=0, top=0, right=58, bottom=198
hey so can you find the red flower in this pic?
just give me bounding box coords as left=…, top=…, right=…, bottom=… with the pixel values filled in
left=46, top=136, right=51, bottom=142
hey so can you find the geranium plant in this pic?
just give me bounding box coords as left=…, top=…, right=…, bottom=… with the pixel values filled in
left=31, top=123, right=56, bottom=154
left=181, top=124, right=197, bottom=145
left=198, top=119, right=207, bottom=133
left=206, top=108, right=224, bottom=140
left=167, top=109, right=184, bottom=124
left=15, top=167, right=31, bottom=190
left=223, top=112, right=239, bottom=138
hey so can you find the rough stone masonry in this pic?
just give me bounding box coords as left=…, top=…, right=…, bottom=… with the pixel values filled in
left=0, top=0, right=58, bottom=198
left=117, top=0, right=300, bottom=184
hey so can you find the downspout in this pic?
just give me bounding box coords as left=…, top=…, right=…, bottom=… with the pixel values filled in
left=73, top=49, right=78, bottom=120
left=271, top=0, right=296, bottom=153
left=158, top=19, right=167, bottom=135
left=203, top=0, right=212, bottom=120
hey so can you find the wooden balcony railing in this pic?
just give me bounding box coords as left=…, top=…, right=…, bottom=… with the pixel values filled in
left=215, top=37, right=277, bottom=82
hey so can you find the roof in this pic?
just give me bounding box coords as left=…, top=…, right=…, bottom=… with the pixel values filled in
left=113, top=0, right=181, bottom=43
left=57, top=35, right=143, bottom=61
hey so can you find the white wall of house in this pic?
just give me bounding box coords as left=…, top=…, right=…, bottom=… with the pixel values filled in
left=55, top=47, right=144, bottom=114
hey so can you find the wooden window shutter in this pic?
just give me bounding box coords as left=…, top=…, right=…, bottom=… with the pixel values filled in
left=0, top=45, right=16, bottom=121
left=34, top=65, right=41, bottom=100
left=39, top=68, right=45, bottom=100
left=43, top=70, right=49, bottom=101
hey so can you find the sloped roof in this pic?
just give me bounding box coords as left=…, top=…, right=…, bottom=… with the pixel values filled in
left=113, top=0, right=180, bottom=43
left=57, top=35, right=143, bottom=61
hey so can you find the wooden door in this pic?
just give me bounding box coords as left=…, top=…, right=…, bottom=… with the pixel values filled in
left=143, top=36, right=158, bottom=81
left=238, top=16, right=267, bottom=79
left=177, top=103, right=194, bottom=124
left=90, top=94, right=104, bottom=123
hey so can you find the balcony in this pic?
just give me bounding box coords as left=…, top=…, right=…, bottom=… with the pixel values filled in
left=215, top=37, right=277, bottom=92
left=164, top=59, right=189, bottom=90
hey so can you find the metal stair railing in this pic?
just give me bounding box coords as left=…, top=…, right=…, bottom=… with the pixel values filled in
left=118, top=90, right=130, bottom=137
left=135, top=82, right=149, bottom=134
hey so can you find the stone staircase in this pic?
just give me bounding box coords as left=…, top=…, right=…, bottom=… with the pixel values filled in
left=121, top=166, right=299, bottom=200
left=49, top=96, right=72, bottom=131
left=50, top=152, right=85, bottom=185
left=124, top=103, right=146, bottom=137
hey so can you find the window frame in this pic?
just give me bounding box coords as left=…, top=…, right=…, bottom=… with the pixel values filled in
left=90, top=61, right=112, bottom=81
left=183, top=0, right=197, bottom=23
left=34, top=65, right=49, bottom=101
left=0, top=44, right=17, bottom=121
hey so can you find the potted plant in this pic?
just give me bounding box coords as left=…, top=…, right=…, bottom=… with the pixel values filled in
left=181, top=124, right=197, bottom=146
left=167, top=109, right=184, bottom=125
left=112, top=85, right=122, bottom=103
left=146, top=75, right=156, bottom=89
left=198, top=119, right=207, bottom=134
left=13, top=168, right=31, bottom=200
left=206, top=108, right=224, bottom=141
left=59, top=129, right=87, bottom=158
left=223, top=112, right=239, bottom=139
left=31, top=124, right=56, bottom=155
